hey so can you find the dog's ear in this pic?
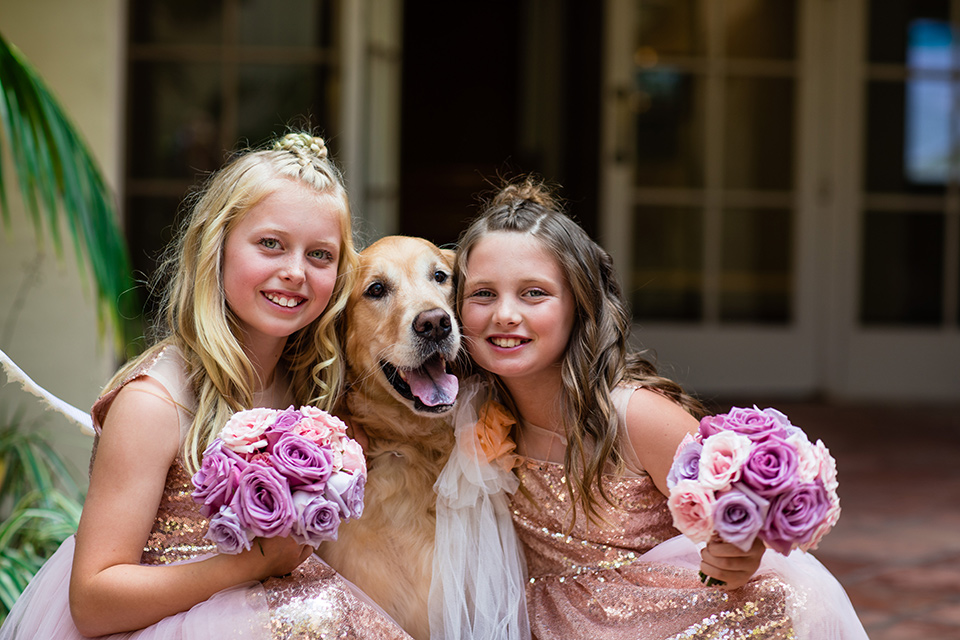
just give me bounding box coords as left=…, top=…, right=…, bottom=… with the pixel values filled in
left=440, top=248, right=456, bottom=268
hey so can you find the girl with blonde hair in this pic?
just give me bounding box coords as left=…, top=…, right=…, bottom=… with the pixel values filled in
left=0, top=132, right=411, bottom=639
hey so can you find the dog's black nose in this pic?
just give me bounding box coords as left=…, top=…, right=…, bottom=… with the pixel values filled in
left=413, top=308, right=452, bottom=342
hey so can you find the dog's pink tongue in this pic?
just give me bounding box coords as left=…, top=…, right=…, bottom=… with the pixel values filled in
left=406, top=359, right=459, bottom=407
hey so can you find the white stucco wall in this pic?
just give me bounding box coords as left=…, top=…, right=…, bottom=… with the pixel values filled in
left=0, top=0, right=125, bottom=482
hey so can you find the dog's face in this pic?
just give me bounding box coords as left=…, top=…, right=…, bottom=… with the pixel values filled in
left=343, top=236, right=460, bottom=416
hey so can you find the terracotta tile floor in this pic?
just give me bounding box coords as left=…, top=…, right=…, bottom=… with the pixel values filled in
left=715, top=400, right=960, bottom=640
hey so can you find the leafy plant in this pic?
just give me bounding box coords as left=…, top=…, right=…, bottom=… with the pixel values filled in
left=0, top=408, right=84, bottom=625
left=0, top=30, right=138, bottom=353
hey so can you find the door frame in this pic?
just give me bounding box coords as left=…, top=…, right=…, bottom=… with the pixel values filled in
left=599, top=0, right=827, bottom=398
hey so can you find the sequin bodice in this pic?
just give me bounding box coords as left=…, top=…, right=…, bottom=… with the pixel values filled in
left=511, top=459, right=795, bottom=640
left=141, top=459, right=215, bottom=565
left=512, top=460, right=677, bottom=579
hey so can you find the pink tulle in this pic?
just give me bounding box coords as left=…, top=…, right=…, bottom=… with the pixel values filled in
left=641, top=535, right=869, bottom=639
left=0, top=536, right=271, bottom=640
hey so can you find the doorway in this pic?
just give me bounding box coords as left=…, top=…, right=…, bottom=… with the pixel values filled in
left=601, top=0, right=960, bottom=400
left=398, top=0, right=603, bottom=249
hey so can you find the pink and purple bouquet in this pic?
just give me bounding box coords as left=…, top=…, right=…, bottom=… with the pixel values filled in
left=666, top=406, right=841, bottom=559
left=191, top=405, right=366, bottom=554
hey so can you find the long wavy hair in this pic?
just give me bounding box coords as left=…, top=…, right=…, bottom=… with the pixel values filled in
left=455, top=177, right=704, bottom=525
left=103, top=132, right=359, bottom=473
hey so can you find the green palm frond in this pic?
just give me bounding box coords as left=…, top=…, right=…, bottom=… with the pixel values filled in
left=0, top=409, right=82, bottom=501
left=0, top=31, right=138, bottom=352
left=0, top=414, right=85, bottom=625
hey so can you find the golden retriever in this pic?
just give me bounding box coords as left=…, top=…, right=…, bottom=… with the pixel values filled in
left=322, top=235, right=460, bottom=640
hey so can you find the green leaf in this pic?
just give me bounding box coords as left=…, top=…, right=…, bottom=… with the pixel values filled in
left=0, top=414, right=84, bottom=625
left=0, top=30, right=140, bottom=351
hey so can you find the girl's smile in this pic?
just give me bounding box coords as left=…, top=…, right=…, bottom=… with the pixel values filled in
left=460, top=231, right=574, bottom=389
left=263, top=291, right=307, bottom=308
left=488, top=335, right=530, bottom=349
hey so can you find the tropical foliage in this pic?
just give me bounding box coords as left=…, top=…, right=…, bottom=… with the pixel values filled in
left=0, top=28, right=130, bottom=625
left=0, top=408, right=84, bottom=624
left=0, top=30, right=138, bottom=352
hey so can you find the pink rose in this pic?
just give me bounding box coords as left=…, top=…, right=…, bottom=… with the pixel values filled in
left=786, top=432, right=819, bottom=483
left=328, top=442, right=344, bottom=472
left=801, top=490, right=841, bottom=552
left=220, top=408, right=276, bottom=454
left=698, top=431, right=752, bottom=491
left=667, top=479, right=716, bottom=543
left=296, top=406, right=348, bottom=445
left=340, top=437, right=366, bottom=475
left=814, top=439, right=839, bottom=493
left=248, top=452, right=273, bottom=466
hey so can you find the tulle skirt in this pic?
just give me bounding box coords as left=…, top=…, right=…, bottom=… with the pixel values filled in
left=0, top=536, right=271, bottom=639
left=0, top=536, right=410, bottom=640
left=640, top=536, right=869, bottom=639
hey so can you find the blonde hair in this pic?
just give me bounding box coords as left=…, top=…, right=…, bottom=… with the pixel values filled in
left=105, top=132, right=358, bottom=473
left=455, top=177, right=704, bottom=525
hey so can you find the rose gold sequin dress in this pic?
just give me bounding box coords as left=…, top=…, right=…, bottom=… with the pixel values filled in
left=0, top=347, right=411, bottom=640
left=509, top=385, right=868, bottom=640
left=511, top=460, right=796, bottom=640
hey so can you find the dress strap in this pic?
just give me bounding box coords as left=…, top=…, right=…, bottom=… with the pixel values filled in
left=91, top=345, right=196, bottom=444
left=611, top=384, right=648, bottom=476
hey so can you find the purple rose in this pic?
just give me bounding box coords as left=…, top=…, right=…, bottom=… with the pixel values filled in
left=761, top=481, right=830, bottom=555
left=700, top=406, right=789, bottom=443
left=233, top=463, right=296, bottom=538
left=740, top=437, right=799, bottom=498
left=324, top=471, right=365, bottom=520
left=667, top=441, right=703, bottom=490
left=192, top=440, right=247, bottom=518
left=761, top=407, right=802, bottom=436
left=265, top=407, right=304, bottom=449
left=274, top=406, right=303, bottom=430
left=205, top=505, right=254, bottom=554
left=271, top=432, right=334, bottom=488
left=713, top=484, right=769, bottom=552
left=291, top=490, right=341, bottom=546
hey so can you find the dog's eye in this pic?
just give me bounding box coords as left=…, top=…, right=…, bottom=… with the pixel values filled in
left=365, top=282, right=386, bottom=299
left=434, top=270, right=448, bottom=284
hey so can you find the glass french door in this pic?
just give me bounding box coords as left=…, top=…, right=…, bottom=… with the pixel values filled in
left=830, top=0, right=960, bottom=400
left=602, top=0, right=822, bottom=397
left=601, top=0, right=960, bottom=400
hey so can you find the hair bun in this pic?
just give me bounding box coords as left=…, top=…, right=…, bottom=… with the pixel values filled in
left=491, top=176, right=558, bottom=211
left=274, top=132, right=328, bottom=159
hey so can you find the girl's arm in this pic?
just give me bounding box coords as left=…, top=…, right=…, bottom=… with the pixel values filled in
left=623, top=389, right=763, bottom=589
left=69, top=378, right=311, bottom=637
left=623, top=387, right=699, bottom=496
